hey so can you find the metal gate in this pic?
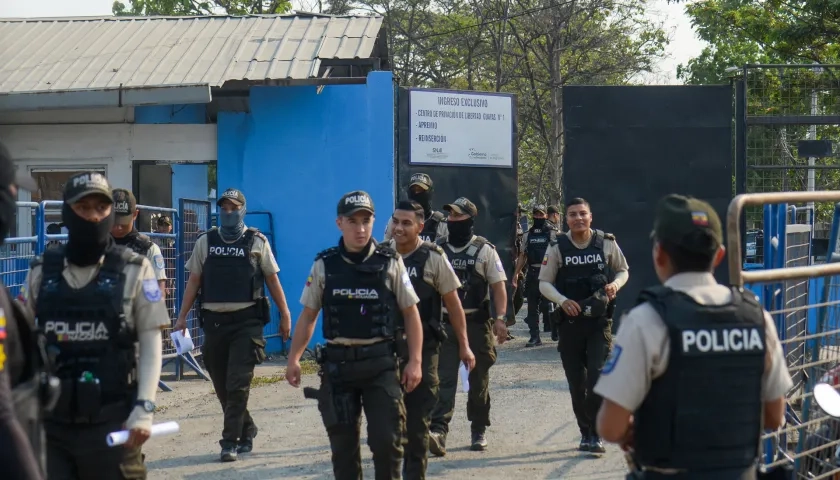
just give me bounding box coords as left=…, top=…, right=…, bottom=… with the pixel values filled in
left=736, top=64, right=840, bottom=264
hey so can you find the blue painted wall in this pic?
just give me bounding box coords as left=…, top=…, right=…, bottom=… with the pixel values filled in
left=217, top=71, right=396, bottom=351
left=171, top=164, right=209, bottom=207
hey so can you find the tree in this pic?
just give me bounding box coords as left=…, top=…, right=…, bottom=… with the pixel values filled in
left=112, top=0, right=291, bottom=16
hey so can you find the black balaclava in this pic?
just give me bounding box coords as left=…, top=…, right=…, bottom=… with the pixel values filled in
left=447, top=217, right=474, bottom=248
left=63, top=202, right=115, bottom=266
left=219, top=204, right=246, bottom=241
left=408, top=189, right=433, bottom=218
left=532, top=218, right=546, bottom=229
left=113, top=228, right=140, bottom=246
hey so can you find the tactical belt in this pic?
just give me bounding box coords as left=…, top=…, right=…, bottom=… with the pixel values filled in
left=323, top=342, right=394, bottom=363
left=201, top=305, right=259, bottom=324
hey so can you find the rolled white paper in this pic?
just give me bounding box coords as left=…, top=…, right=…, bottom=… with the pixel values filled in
left=106, top=421, right=180, bottom=447
left=459, top=362, right=470, bottom=393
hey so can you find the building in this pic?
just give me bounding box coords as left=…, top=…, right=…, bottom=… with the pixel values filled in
left=0, top=13, right=396, bottom=349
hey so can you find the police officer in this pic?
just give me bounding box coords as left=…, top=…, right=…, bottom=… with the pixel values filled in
left=384, top=173, right=448, bottom=243
left=0, top=142, right=50, bottom=479
left=538, top=197, right=629, bottom=453
left=429, top=197, right=509, bottom=455
left=285, top=190, right=423, bottom=480
left=546, top=205, right=562, bottom=232
left=387, top=200, right=476, bottom=480
left=174, top=187, right=292, bottom=462
left=513, top=205, right=557, bottom=346
left=110, top=189, right=167, bottom=299
left=155, top=215, right=172, bottom=235
left=594, top=194, right=793, bottom=478
left=20, top=171, right=169, bottom=480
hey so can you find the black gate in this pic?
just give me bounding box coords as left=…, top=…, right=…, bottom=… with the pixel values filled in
left=563, top=85, right=734, bottom=319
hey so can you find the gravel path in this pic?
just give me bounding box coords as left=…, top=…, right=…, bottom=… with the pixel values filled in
left=144, top=309, right=629, bottom=479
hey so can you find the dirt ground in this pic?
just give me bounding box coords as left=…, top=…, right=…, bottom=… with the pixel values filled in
left=144, top=310, right=629, bottom=479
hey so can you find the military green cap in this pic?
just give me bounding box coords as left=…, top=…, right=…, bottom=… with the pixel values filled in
left=652, top=194, right=722, bottom=254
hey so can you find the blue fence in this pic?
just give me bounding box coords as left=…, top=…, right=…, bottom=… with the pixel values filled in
left=2, top=200, right=282, bottom=390
left=749, top=201, right=840, bottom=476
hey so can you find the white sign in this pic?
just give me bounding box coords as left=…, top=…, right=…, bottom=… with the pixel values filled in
left=409, top=90, right=513, bottom=168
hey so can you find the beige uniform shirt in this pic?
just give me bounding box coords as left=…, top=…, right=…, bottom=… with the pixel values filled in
left=20, top=254, right=170, bottom=334
left=520, top=230, right=558, bottom=267
left=146, top=242, right=167, bottom=281
left=300, top=242, right=420, bottom=346
left=384, top=215, right=448, bottom=242
left=593, top=272, right=794, bottom=413
left=538, top=229, right=630, bottom=302
left=386, top=238, right=462, bottom=296
left=186, top=228, right=280, bottom=313
left=440, top=235, right=508, bottom=314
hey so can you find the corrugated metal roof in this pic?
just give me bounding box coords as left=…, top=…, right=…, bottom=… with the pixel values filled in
left=0, top=14, right=384, bottom=94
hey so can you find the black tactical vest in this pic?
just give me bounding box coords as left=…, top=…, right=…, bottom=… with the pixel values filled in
left=526, top=226, right=552, bottom=266
left=554, top=230, right=612, bottom=302
left=320, top=244, right=399, bottom=340
left=419, top=211, right=445, bottom=243
left=440, top=236, right=491, bottom=311
left=634, top=286, right=766, bottom=474
left=201, top=228, right=264, bottom=303
left=401, top=242, right=444, bottom=345
left=35, top=245, right=141, bottom=423
left=123, top=232, right=153, bottom=256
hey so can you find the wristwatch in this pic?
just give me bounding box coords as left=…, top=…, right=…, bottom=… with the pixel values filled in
left=494, top=316, right=507, bottom=323
left=135, top=400, right=156, bottom=413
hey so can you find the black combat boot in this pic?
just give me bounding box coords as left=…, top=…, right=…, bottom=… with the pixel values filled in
left=471, top=431, right=488, bottom=451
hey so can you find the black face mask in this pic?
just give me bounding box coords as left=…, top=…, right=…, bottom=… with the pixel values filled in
left=113, top=228, right=139, bottom=246
left=447, top=217, right=474, bottom=248
left=62, top=202, right=115, bottom=266
left=408, top=190, right=432, bottom=217
left=0, top=186, right=15, bottom=244
left=532, top=218, right=546, bottom=229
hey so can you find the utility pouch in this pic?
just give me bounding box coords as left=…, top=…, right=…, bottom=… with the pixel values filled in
left=75, top=379, right=102, bottom=418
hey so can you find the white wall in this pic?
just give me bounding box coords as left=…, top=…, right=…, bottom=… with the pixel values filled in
left=0, top=122, right=217, bottom=236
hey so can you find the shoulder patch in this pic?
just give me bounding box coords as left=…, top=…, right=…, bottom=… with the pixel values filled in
left=601, top=345, right=622, bottom=375
left=315, top=247, right=339, bottom=261
left=142, top=278, right=162, bottom=303
left=400, top=268, right=412, bottom=288
left=153, top=254, right=165, bottom=270
left=495, top=257, right=504, bottom=273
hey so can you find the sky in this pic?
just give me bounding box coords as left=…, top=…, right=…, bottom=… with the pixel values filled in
left=0, top=0, right=707, bottom=85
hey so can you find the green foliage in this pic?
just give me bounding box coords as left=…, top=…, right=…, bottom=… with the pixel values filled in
left=112, top=0, right=291, bottom=16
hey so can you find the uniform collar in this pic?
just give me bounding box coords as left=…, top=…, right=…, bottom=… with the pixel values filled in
left=663, top=272, right=717, bottom=290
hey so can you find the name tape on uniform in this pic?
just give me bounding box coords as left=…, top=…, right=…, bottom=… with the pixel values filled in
left=682, top=327, right=764, bottom=355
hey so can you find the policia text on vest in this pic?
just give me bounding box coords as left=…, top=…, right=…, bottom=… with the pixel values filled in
left=538, top=198, right=631, bottom=453
left=286, top=190, right=425, bottom=480
left=20, top=171, right=171, bottom=480
left=175, top=188, right=293, bottom=462
left=593, top=194, right=793, bottom=480
left=387, top=200, right=476, bottom=480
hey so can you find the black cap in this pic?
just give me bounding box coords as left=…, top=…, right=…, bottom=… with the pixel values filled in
left=408, top=173, right=433, bottom=191
left=532, top=204, right=547, bottom=215
left=64, top=172, right=113, bottom=204
left=443, top=197, right=478, bottom=217
left=652, top=194, right=723, bottom=254
left=547, top=205, right=560, bottom=215
left=337, top=190, right=375, bottom=216
left=579, top=289, right=610, bottom=318
left=0, top=142, right=37, bottom=192
left=112, top=188, right=137, bottom=225
left=218, top=188, right=245, bottom=207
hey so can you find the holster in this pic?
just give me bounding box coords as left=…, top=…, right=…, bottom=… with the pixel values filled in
left=256, top=296, right=271, bottom=325
left=395, top=329, right=409, bottom=360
